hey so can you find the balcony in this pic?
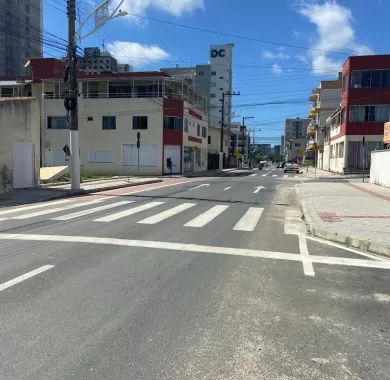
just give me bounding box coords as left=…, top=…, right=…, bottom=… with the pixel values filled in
left=306, top=125, right=317, bottom=138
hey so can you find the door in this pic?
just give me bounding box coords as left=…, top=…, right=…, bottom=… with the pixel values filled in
left=13, top=143, right=35, bottom=188
left=164, top=145, right=181, bottom=174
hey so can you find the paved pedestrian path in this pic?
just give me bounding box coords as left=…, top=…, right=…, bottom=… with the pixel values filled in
left=297, top=181, right=390, bottom=257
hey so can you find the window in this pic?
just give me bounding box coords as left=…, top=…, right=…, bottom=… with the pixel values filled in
left=1, top=87, right=13, bottom=97
left=202, top=126, right=207, bottom=138
left=164, top=116, right=182, bottom=131
left=349, top=105, right=390, bottom=122
left=102, top=116, right=116, bottom=130
left=122, top=144, right=157, bottom=167
left=210, top=93, right=216, bottom=98
left=87, top=116, right=93, bottom=121
left=339, top=142, right=344, bottom=158
left=198, top=71, right=204, bottom=75
left=294, top=142, right=301, bottom=147
left=219, top=88, right=223, bottom=91
left=208, top=136, right=211, bottom=144
left=351, top=70, right=390, bottom=88
left=89, top=150, right=114, bottom=163
left=47, top=116, right=68, bottom=129
left=132, top=116, right=148, bottom=130
left=197, top=124, right=201, bottom=136
left=184, top=118, right=189, bottom=132
left=211, top=71, right=216, bottom=75
left=219, top=76, right=224, bottom=79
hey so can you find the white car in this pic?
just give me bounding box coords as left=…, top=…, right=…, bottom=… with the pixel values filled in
left=284, top=162, right=300, bottom=174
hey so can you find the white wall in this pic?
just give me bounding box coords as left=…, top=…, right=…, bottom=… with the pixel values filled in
left=370, top=150, right=390, bottom=187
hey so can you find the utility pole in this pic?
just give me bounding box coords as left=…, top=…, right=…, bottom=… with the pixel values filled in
left=65, top=0, right=80, bottom=190
left=242, top=116, right=254, bottom=166
left=219, top=91, right=240, bottom=170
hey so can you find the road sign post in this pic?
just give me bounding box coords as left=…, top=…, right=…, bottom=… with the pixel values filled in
left=137, top=132, right=141, bottom=175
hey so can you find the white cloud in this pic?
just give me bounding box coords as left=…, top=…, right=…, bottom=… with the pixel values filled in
left=295, top=54, right=309, bottom=64
left=106, top=41, right=169, bottom=67
left=263, top=49, right=290, bottom=60
left=298, top=1, right=373, bottom=75
left=271, top=63, right=283, bottom=75
left=119, top=0, right=204, bottom=20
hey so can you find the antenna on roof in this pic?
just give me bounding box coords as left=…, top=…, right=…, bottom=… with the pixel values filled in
left=102, top=39, right=105, bottom=52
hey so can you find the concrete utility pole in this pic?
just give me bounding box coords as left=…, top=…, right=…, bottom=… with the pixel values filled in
left=65, top=0, right=80, bottom=190
left=220, top=91, right=240, bottom=170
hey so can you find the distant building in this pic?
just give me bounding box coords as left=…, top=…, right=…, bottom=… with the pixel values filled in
left=273, top=145, right=281, bottom=156
left=281, top=135, right=285, bottom=155
left=253, top=143, right=272, bottom=157
left=78, top=47, right=118, bottom=74
left=117, top=63, right=133, bottom=73
left=0, top=0, right=42, bottom=76
left=284, top=118, right=311, bottom=161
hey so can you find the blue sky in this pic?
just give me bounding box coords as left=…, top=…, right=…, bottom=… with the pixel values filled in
left=44, top=0, right=389, bottom=146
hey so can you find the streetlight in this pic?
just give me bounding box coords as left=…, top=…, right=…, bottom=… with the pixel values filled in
left=66, top=0, right=127, bottom=191
left=242, top=116, right=254, bottom=166
left=220, top=91, right=240, bottom=171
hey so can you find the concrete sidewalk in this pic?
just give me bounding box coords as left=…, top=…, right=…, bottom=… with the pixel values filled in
left=0, top=177, right=162, bottom=208
left=296, top=180, right=390, bottom=258
left=301, top=167, right=366, bottom=180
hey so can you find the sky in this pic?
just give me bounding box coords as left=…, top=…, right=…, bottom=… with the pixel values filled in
left=43, top=0, right=390, bottom=146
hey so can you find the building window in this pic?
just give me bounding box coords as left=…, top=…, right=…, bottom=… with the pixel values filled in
left=219, top=88, right=223, bottom=91
left=198, top=71, right=204, bottom=75
left=211, top=71, right=216, bottom=75
left=351, top=70, right=390, bottom=88
left=339, top=142, right=344, bottom=158
left=164, top=116, right=182, bottom=131
left=210, top=93, right=216, bottom=98
left=132, top=116, right=148, bottom=129
left=87, top=116, right=93, bottom=121
left=47, top=116, right=68, bottom=129
left=349, top=105, right=390, bottom=123
left=219, top=76, right=224, bottom=79
left=202, top=126, right=207, bottom=138
left=197, top=124, right=201, bottom=136
left=184, top=118, right=189, bottom=132
left=102, top=116, right=116, bottom=130
left=208, top=136, right=211, bottom=144
left=88, top=150, right=114, bottom=163
left=294, top=142, right=301, bottom=147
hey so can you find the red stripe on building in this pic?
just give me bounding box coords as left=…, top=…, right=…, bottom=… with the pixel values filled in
left=189, top=109, right=203, bottom=120
left=188, top=136, right=202, bottom=143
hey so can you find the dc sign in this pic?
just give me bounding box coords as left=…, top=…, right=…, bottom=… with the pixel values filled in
left=210, top=49, right=226, bottom=58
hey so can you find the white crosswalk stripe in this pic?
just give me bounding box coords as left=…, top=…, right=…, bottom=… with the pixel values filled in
left=138, top=203, right=196, bottom=225
left=284, top=174, right=288, bottom=178
left=94, top=201, right=165, bottom=222
left=261, top=174, right=267, bottom=177
left=11, top=198, right=109, bottom=219
left=184, top=205, right=229, bottom=228
left=233, top=207, right=264, bottom=232
left=0, top=198, right=74, bottom=216
left=249, top=173, right=257, bottom=177
left=52, top=201, right=134, bottom=221
left=273, top=174, right=277, bottom=177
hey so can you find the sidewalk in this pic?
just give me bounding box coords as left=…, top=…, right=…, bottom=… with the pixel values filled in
left=0, top=177, right=162, bottom=208
left=301, top=167, right=365, bottom=180
left=296, top=180, right=390, bottom=258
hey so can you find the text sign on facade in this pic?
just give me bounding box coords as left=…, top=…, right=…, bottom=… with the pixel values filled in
left=210, top=49, right=226, bottom=58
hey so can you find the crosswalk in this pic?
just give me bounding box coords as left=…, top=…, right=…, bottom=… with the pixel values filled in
left=0, top=197, right=266, bottom=233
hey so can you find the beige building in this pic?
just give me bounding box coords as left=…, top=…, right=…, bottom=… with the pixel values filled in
left=0, top=97, right=40, bottom=191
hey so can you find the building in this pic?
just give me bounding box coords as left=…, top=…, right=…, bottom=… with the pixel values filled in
left=0, top=0, right=42, bottom=76
left=273, top=145, right=281, bottom=156
left=252, top=143, right=272, bottom=157
left=325, top=55, right=390, bottom=173
left=280, top=135, right=285, bottom=156
left=229, top=122, right=250, bottom=165
left=306, top=76, right=341, bottom=169
left=77, top=47, right=118, bottom=75
left=0, top=97, right=40, bottom=191
left=284, top=118, right=311, bottom=162
left=0, top=58, right=209, bottom=176
left=117, top=63, right=133, bottom=73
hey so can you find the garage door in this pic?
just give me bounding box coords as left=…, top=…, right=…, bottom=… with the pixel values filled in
left=13, top=143, right=35, bottom=188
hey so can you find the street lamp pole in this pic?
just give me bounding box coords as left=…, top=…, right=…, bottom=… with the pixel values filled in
left=242, top=116, right=254, bottom=167
left=65, top=0, right=127, bottom=190
left=220, top=91, right=240, bottom=171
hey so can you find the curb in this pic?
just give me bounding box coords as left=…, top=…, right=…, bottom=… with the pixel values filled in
left=295, top=184, right=390, bottom=259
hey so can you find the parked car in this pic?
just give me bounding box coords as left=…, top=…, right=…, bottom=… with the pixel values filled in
left=284, top=162, right=301, bottom=173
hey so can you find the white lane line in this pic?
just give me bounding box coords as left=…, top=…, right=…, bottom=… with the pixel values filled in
left=184, top=205, right=229, bottom=228
left=0, top=265, right=54, bottom=292
left=94, top=201, right=165, bottom=222
left=2, top=234, right=390, bottom=270
left=305, top=235, right=385, bottom=261
left=272, top=174, right=277, bottom=177
left=224, top=187, right=232, bottom=191
left=261, top=174, right=267, bottom=177
left=52, top=201, right=134, bottom=221
left=0, top=199, right=74, bottom=216
left=249, top=173, right=257, bottom=177
left=189, top=183, right=210, bottom=191
left=284, top=174, right=288, bottom=178
left=138, top=203, right=196, bottom=224
left=11, top=198, right=109, bottom=219
left=298, top=235, right=315, bottom=277
left=233, top=207, right=264, bottom=232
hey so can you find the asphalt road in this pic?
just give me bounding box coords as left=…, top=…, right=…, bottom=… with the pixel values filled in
left=0, top=168, right=389, bottom=379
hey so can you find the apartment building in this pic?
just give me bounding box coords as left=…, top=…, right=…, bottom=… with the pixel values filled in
left=326, top=55, right=390, bottom=173
left=0, top=58, right=209, bottom=176
left=229, top=122, right=249, bottom=164
left=284, top=118, right=311, bottom=162
left=0, top=0, right=42, bottom=76
left=306, top=76, right=341, bottom=169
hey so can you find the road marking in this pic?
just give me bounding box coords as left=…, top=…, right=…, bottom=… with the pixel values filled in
left=52, top=201, right=134, bottom=221
left=2, top=234, right=390, bottom=271
left=120, top=179, right=199, bottom=195
left=249, top=173, right=257, bottom=177
left=94, top=201, right=165, bottom=222
left=284, top=174, right=288, bottom=178
left=138, top=203, right=196, bottom=224
left=184, top=205, right=229, bottom=228
left=261, top=174, right=267, bottom=177
left=233, top=207, right=264, bottom=231
left=189, top=183, right=210, bottom=191
left=0, top=199, right=74, bottom=216
left=0, top=265, right=54, bottom=292
left=298, top=235, right=315, bottom=277
left=253, top=186, right=265, bottom=194
left=272, top=174, right=277, bottom=177
left=11, top=198, right=109, bottom=219
left=224, top=187, right=232, bottom=191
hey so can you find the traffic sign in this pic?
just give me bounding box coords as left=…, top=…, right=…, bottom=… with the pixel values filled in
left=137, top=132, right=141, bottom=149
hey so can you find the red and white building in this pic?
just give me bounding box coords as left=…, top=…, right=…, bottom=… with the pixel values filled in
left=325, top=55, right=390, bottom=173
